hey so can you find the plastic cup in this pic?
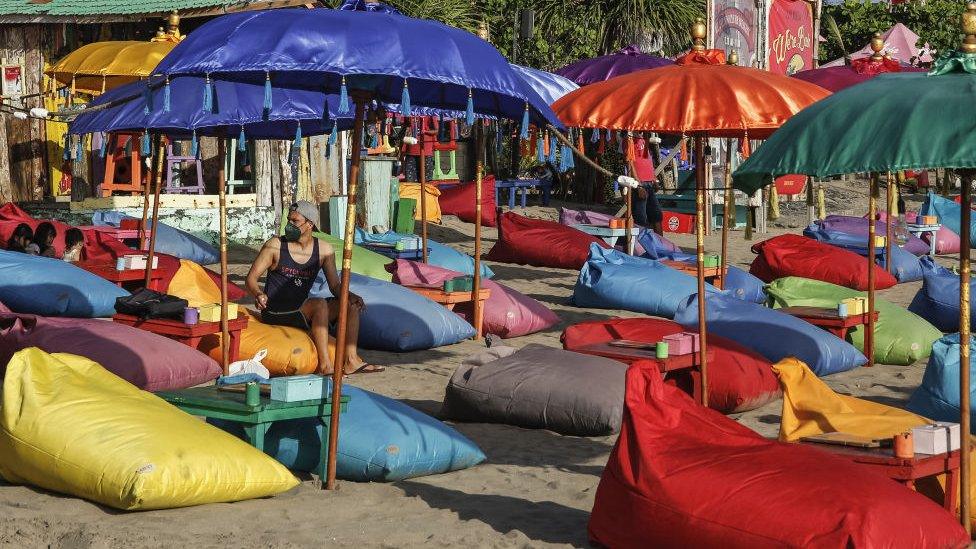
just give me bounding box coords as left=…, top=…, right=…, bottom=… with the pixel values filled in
left=183, top=307, right=199, bottom=325
left=837, top=303, right=848, bottom=318
left=656, top=342, right=669, bottom=359
left=245, top=382, right=260, bottom=407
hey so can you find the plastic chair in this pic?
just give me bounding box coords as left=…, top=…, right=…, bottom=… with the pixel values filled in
left=165, top=142, right=205, bottom=195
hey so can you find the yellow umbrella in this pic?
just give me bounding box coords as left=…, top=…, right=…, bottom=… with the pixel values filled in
left=47, top=40, right=177, bottom=95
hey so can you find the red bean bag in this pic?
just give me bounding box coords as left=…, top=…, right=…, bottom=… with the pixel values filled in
left=561, top=318, right=779, bottom=414
left=0, top=203, right=73, bottom=255
left=437, top=175, right=497, bottom=227
left=387, top=259, right=559, bottom=338
left=588, top=361, right=970, bottom=548
left=0, top=312, right=220, bottom=391
left=486, top=212, right=610, bottom=270
left=750, top=234, right=896, bottom=291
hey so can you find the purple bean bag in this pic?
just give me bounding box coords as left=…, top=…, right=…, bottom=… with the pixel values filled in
left=0, top=312, right=221, bottom=391
left=559, top=207, right=614, bottom=227
left=811, top=215, right=929, bottom=256
left=387, top=259, right=560, bottom=338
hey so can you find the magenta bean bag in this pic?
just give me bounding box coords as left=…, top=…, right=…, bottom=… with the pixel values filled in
left=0, top=312, right=220, bottom=391
left=387, top=259, right=559, bottom=338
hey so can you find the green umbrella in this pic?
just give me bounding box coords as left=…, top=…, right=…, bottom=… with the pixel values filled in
left=734, top=4, right=976, bottom=533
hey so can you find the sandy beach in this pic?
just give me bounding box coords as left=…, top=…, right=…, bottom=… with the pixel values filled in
left=0, top=182, right=943, bottom=548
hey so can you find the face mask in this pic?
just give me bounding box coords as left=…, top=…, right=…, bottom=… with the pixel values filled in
left=283, top=222, right=302, bottom=242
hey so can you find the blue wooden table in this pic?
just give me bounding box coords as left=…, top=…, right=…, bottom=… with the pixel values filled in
left=495, top=179, right=551, bottom=209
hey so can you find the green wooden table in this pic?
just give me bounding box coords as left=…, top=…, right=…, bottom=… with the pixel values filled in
left=157, top=386, right=350, bottom=487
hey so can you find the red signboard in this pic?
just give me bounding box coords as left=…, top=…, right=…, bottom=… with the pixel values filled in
left=774, top=174, right=806, bottom=196
left=767, top=0, right=814, bottom=75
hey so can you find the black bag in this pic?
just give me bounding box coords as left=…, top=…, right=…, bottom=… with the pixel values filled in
left=115, top=288, right=188, bottom=320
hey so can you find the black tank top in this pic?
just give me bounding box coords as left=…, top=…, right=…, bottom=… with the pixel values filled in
left=264, top=238, right=320, bottom=312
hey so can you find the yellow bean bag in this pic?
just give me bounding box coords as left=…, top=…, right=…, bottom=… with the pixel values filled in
left=0, top=348, right=298, bottom=510
left=167, top=259, right=222, bottom=307
left=399, top=182, right=442, bottom=223
left=774, top=357, right=974, bottom=526
left=198, top=310, right=335, bottom=376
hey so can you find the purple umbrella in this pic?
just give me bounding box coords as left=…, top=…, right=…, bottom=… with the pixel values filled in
left=555, top=45, right=673, bottom=86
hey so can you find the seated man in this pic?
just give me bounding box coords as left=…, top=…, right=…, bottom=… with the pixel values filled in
left=245, top=200, right=383, bottom=375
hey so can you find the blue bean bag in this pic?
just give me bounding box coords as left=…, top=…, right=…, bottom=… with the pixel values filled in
left=722, top=265, right=768, bottom=304
left=635, top=229, right=684, bottom=260
left=0, top=250, right=128, bottom=318
left=907, top=334, right=976, bottom=432
left=92, top=211, right=219, bottom=265
left=921, top=192, right=976, bottom=247
left=211, top=383, right=486, bottom=481
left=573, top=244, right=719, bottom=319
left=310, top=272, right=476, bottom=351
left=804, top=224, right=923, bottom=283
left=355, top=228, right=493, bottom=278
left=909, top=256, right=971, bottom=331
left=674, top=293, right=867, bottom=376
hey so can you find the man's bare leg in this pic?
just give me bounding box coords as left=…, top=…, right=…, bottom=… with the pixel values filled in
left=301, top=298, right=334, bottom=375
left=326, top=298, right=383, bottom=373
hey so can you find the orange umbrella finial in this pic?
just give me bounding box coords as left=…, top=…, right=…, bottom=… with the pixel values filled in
left=691, top=18, right=707, bottom=52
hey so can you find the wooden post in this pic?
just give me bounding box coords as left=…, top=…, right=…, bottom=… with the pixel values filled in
left=719, top=139, right=733, bottom=290
left=959, top=170, right=973, bottom=535
left=472, top=121, right=484, bottom=338
left=217, top=138, right=230, bottom=375
left=326, top=95, right=368, bottom=490
left=865, top=174, right=877, bottom=367
left=806, top=176, right=816, bottom=225
left=419, top=127, right=429, bottom=263
left=144, top=135, right=164, bottom=289
left=694, top=135, right=709, bottom=407
left=140, top=138, right=162, bottom=250
left=885, top=173, right=894, bottom=274
left=625, top=159, right=638, bottom=255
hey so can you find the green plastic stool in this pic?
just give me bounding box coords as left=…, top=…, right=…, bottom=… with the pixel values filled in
left=393, top=198, right=417, bottom=234
left=433, top=150, right=458, bottom=180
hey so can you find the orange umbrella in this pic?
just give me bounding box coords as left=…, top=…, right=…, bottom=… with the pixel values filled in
left=552, top=20, right=830, bottom=408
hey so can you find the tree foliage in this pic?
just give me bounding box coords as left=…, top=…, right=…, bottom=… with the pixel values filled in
left=821, top=0, right=966, bottom=64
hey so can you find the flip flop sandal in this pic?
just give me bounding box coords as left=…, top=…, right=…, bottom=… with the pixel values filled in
left=348, top=363, right=385, bottom=375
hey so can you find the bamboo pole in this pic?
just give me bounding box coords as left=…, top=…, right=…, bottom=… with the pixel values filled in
left=886, top=173, right=894, bottom=274
left=419, top=127, right=429, bottom=263
left=719, top=139, right=733, bottom=291
left=694, top=135, right=709, bottom=407
left=865, top=174, right=877, bottom=367
left=959, top=170, right=972, bottom=535
left=139, top=137, right=160, bottom=251
left=625, top=158, right=636, bottom=255
left=144, top=135, right=164, bottom=289
left=217, top=138, right=230, bottom=375
left=472, top=120, right=484, bottom=339
left=326, top=94, right=368, bottom=491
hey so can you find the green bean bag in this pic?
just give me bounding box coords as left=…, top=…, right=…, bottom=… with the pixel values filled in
left=766, top=276, right=940, bottom=366
left=276, top=212, right=393, bottom=282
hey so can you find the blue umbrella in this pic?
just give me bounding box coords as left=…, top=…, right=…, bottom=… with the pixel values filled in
left=510, top=64, right=579, bottom=105
left=150, top=8, right=563, bottom=131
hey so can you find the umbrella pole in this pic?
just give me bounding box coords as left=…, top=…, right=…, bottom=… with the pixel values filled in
left=719, top=139, right=733, bottom=291
left=694, top=135, right=709, bottom=407
left=472, top=120, right=484, bottom=339
left=886, top=173, right=894, bottom=274
left=217, top=138, right=230, bottom=376
left=865, top=174, right=877, bottom=367
left=625, top=160, right=637, bottom=255
left=139, top=136, right=160, bottom=251
left=144, top=134, right=164, bottom=289
left=419, top=128, right=429, bottom=263
left=960, top=171, right=973, bottom=535
left=326, top=95, right=369, bottom=491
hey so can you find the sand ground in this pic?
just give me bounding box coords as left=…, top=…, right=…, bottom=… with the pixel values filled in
left=0, top=182, right=950, bottom=548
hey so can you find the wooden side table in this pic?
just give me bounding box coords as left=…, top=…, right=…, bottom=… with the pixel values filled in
left=75, top=260, right=164, bottom=291
left=405, top=285, right=490, bottom=336
left=907, top=223, right=941, bottom=256
left=572, top=224, right=640, bottom=255
left=801, top=443, right=960, bottom=511
left=778, top=306, right=880, bottom=340
left=574, top=341, right=714, bottom=405
left=112, top=311, right=249, bottom=363
left=660, top=259, right=727, bottom=288
left=156, top=385, right=350, bottom=488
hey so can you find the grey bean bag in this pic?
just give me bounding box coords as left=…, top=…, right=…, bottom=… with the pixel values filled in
left=442, top=344, right=627, bottom=436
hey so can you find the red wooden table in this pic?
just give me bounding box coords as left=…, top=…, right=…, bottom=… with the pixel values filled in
left=660, top=260, right=727, bottom=288
left=112, top=311, right=249, bottom=363
left=802, top=443, right=960, bottom=511
left=75, top=260, right=163, bottom=290
left=574, top=341, right=714, bottom=405
left=778, top=306, right=880, bottom=339
left=404, top=285, right=491, bottom=336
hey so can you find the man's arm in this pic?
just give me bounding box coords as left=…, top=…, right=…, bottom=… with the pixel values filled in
left=245, top=238, right=279, bottom=310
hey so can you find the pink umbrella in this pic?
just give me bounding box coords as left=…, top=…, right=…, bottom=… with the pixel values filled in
left=822, top=23, right=932, bottom=67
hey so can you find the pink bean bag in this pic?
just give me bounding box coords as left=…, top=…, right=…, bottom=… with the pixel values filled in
left=486, top=212, right=610, bottom=270
left=588, top=360, right=970, bottom=548
left=927, top=225, right=961, bottom=255
left=0, top=312, right=220, bottom=391
left=387, top=259, right=559, bottom=338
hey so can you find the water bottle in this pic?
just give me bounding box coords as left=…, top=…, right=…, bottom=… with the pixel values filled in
left=894, top=214, right=910, bottom=245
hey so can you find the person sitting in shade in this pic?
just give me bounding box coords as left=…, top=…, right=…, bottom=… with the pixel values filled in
left=28, top=222, right=57, bottom=258
left=63, top=228, right=85, bottom=262
left=6, top=223, right=33, bottom=253
left=245, top=200, right=384, bottom=376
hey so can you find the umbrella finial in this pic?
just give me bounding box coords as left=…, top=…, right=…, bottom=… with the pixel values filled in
left=167, top=10, right=180, bottom=33
left=691, top=18, right=707, bottom=52
left=962, top=2, right=976, bottom=54
left=727, top=49, right=738, bottom=66
left=870, top=32, right=885, bottom=61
